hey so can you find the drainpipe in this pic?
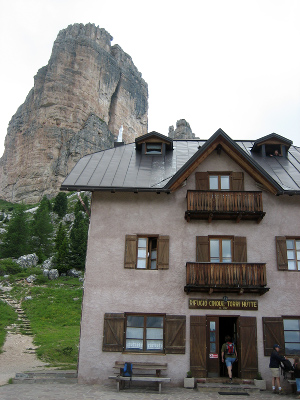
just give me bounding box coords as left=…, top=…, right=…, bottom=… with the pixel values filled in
left=77, top=191, right=91, bottom=219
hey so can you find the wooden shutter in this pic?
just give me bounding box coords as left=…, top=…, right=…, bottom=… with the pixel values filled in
left=238, top=316, right=258, bottom=379
left=102, top=313, right=125, bottom=352
left=190, top=316, right=206, bottom=378
left=124, top=235, right=137, bottom=269
left=165, top=315, right=186, bottom=354
left=276, top=237, right=288, bottom=270
left=196, top=236, right=209, bottom=262
left=262, top=317, right=285, bottom=356
left=233, top=236, right=247, bottom=262
left=231, top=172, right=244, bottom=191
left=157, top=236, right=169, bottom=269
left=195, top=172, right=209, bottom=190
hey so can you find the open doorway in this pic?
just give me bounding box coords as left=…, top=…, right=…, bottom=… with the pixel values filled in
left=219, top=317, right=238, bottom=378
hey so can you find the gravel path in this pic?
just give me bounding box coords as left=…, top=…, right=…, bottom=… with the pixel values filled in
left=0, top=332, right=48, bottom=386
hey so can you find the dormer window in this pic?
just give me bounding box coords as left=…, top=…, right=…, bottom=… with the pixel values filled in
left=251, top=133, right=292, bottom=158
left=145, top=143, right=162, bottom=154
left=135, top=131, right=173, bottom=157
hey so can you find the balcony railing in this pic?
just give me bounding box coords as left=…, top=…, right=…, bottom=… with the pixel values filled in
left=185, top=190, right=265, bottom=222
left=184, top=262, right=269, bottom=295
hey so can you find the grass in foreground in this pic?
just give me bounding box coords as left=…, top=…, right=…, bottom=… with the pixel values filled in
left=11, top=277, right=83, bottom=368
left=0, top=301, right=18, bottom=351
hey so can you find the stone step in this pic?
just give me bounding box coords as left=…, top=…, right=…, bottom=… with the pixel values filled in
left=13, top=371, right=78, bottom=384
left=197, top=382, right=261, bottom=393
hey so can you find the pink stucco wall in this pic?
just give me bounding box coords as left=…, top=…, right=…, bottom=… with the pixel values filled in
left=78, top=150, right=300, bottom=387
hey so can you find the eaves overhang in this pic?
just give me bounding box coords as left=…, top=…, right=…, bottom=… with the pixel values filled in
left=165, top=128, right=283, bottom=195
left=60, top=185, right=171, bottom=194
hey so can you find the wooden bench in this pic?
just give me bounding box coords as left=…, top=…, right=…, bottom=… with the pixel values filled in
left=109, top=361, right=171, bottom=393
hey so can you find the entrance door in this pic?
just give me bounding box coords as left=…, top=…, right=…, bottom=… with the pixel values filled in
left=219, top=317, right=238, bottom=378
left=190, top=315, right=258, bottom=379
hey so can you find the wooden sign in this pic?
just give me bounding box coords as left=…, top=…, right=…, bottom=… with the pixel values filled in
left=189, top=298, right=258, bottom=310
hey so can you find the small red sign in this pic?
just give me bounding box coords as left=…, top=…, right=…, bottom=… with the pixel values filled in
left=209, top=353, right=219, bottom=359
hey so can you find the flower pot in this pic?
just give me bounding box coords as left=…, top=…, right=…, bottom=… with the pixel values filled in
left=184, top=377, right=195, bottom=388
left=254, top=379, right=266, bottom=390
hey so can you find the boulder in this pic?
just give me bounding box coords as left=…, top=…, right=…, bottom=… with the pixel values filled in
left=43, top=269, right=49, bottom=278
left=48, top=269, right=59, bottom=280
left=42, top=256, right=54, bottom=270
left=26, top=275, right=36, bottom=283
left=67, top=268, right=82, bottom=278
left=16, top=253, right=39, bottom=268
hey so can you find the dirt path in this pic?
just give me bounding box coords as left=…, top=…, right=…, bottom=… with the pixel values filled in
left=0, top=332, right=48, bottom=386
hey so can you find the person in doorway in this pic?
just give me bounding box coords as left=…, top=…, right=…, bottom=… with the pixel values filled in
left=221, top=335, right=237, bottom=383
left=269, top=344, right=286, bottom=394
left=293, top=356, right=300, bottom=398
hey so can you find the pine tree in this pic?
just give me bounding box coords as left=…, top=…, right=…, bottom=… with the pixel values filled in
left=54, top=222, right=69, bottom=274
left=53, top=192, right=68, bottom=218
left=69, top=198, right=89, bottom=270
left=31, top=196, right=54, bottom=262
left=0, top=204, right=30, bottom=258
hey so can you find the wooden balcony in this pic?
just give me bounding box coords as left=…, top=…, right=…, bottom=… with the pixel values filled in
left=184, top=262, right=269, bottom=295
left=185, top=190, right=265, bottom=223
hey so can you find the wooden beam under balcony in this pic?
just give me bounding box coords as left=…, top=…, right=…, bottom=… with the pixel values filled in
left=184, top=262, right=270, bottom=295
left=185, top=190, right=266, bottom=223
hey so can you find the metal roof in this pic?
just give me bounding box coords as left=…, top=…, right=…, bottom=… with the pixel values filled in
left=61, top=130, right=300, bottom=194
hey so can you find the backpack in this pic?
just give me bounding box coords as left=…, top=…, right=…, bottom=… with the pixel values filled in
left=280, top=359, right=293, bottom=379
left=226, top=342, right=235, bottom=355
left=122, top=362, right=133, bottom=377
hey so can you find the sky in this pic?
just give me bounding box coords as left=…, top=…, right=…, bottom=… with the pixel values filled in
left=0, top=0, right=299, bottom=158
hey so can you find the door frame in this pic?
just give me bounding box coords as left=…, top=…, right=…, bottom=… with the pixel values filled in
left=190, top=314, right=258, bottom=379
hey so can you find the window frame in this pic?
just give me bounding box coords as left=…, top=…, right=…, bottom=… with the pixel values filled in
left=283, top=317, right=300, bottom=356
left=195, top=171, right=244, bottom=191
left=276, top=236, right=300, bottom=271
left=124, top=313, right=165, bottom=353
left=124, top=234, right=169, bottom=270
left=137, top=235, right=158, bottom=270
left=208, top=172, right=231, bottom=191
left=209, top=236, right=233, bottom=263
left=145, top=142, right=162, bottom=155
left=286, top=238, right=300, bottom=271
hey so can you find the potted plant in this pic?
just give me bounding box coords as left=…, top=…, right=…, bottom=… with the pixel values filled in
left=254, top=372, right=266, bottom=390
left=184, top=371, right=195, bottom=388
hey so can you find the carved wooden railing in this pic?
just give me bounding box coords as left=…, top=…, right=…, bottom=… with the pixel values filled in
left=185, top=262, right=268, bottom=294
left=185, top=191, right=265, bottom=222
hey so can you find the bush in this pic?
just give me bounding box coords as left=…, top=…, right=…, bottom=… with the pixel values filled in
left=0, top=259, right=22, bottom=276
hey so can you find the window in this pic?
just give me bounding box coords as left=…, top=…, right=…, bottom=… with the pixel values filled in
left=276, top=237, right=300, bottom=271
left=125, top=314, right=164, bottom=352
left=145, top=143, right=162, bottom=154
left=137, top=237, right=157, bottom=269
left=209, top=175, right=230, bottom=190
left=195, top=172, right=244, bottom=191
left=284, top=319, right=300, bottom=355
left=286, top=239, right=300, bottom=270
left=210, top=238, right=232, bottom=262
left=196, top=236, right=246, bottom=263
left=263, top=317, right=300, bottom=356
left=102, top=313, right=186, bottom=354
left=124, top=235, right=169, bottom=270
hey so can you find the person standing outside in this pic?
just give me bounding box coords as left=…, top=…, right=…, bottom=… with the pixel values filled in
left=221, top=335, right=237, bottom=383
left=269, top=344, right=286, bottom=394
